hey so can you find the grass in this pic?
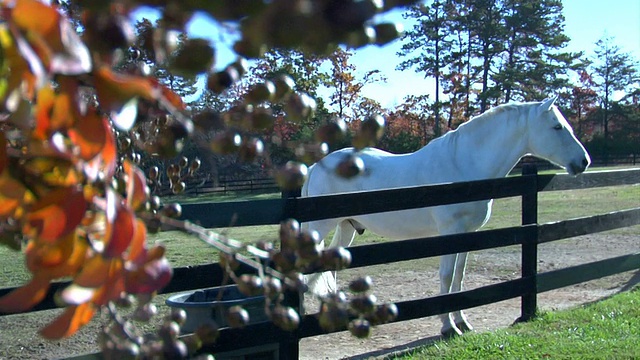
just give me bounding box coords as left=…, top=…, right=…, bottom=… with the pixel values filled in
left=395, top=287, right=640, bottom=359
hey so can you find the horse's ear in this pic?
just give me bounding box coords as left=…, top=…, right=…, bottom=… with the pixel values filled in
left=540, top=95, right=558, bottom=111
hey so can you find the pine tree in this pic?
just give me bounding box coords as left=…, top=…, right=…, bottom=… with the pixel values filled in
left=591, top=35, right=640, bottom=158
left=494, top=0, right=578, bottom=102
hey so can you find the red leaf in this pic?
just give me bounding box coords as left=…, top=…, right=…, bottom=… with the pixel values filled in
left=24, top=187, right=87, bottom=242
left=0, top=128, right=7, bottom=175
left=39, top=303, right=95, bottom=339
left=0, top=274, right=50, bottom=313
left=125, top=255, right=173, bottom=294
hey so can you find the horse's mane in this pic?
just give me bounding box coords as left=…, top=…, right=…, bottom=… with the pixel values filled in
left=468, top=102, right=528, bottom=123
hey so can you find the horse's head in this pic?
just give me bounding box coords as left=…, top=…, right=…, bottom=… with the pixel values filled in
left=527, top=96, right=591, bottom=175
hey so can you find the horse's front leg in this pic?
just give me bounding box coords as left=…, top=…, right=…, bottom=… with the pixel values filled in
left=438, top=252, right=473, bottom=337
left=450, top=252, right=473, bottom=333
left=439, top=253, right=461, bottom=337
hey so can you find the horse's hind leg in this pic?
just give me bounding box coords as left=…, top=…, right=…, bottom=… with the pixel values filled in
left=304, top=220, right=356, bottom=296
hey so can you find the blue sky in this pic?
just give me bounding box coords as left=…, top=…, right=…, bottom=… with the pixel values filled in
left=137, top=0, right=640, bottom=108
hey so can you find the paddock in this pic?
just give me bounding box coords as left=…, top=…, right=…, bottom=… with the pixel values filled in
left=0, top=165, right=638, bottom=359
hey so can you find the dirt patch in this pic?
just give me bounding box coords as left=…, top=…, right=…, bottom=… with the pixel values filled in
left=0, top=233, right=638, bottom=360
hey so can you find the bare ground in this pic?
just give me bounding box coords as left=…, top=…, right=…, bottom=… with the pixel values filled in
left=0, top=233, right=638, bottom=360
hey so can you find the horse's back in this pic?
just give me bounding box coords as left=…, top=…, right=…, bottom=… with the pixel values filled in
left=305, top=147, right=430, bottom=196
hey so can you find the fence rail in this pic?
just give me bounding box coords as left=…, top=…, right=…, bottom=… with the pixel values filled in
left=1, top=167, right=639, bottom=360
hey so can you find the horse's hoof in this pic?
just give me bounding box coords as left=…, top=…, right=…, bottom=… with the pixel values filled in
left=440, top=326, right=463, bottom=339
left=455, top=321, right=474, bottom=333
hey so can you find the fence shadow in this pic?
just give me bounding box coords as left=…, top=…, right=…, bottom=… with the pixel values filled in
left=619, top=269, right=640, bottom=293
left=344, top=335, right=442, bottom=360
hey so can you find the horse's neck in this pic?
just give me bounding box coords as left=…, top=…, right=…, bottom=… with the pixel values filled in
left=431, top=107, right=530, bottom=180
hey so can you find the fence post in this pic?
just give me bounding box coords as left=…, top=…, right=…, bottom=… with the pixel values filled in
left=519, top=164, right=539, bottom=322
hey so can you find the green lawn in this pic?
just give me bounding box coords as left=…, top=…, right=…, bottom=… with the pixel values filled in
left=394, top=287, right=640, bottom=359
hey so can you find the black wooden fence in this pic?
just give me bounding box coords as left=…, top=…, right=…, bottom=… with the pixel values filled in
left=1, top=165, right=639, bottom=359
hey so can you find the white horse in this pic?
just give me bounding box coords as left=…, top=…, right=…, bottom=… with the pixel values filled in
left=301, top=96, right=590, bottom=337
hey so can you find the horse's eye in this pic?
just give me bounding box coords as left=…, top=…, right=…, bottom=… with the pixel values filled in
left=553, top=124, right=563, bottom=130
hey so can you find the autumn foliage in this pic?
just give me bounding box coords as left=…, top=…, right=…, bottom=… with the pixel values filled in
left=0, top=0, right=179, bottom=338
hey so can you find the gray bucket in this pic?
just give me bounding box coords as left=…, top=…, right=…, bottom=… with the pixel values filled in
left=166, top=284, right=268, bottom=333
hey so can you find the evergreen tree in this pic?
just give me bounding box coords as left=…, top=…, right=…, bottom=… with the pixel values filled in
left=398, top=1, right=452, bottom=136
left=495, top=0, right=578, bottom=102
left=591, top=34, right=640, bottom=152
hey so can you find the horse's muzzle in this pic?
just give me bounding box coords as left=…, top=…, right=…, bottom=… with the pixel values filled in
left=568, top=157, right=590, bottom=175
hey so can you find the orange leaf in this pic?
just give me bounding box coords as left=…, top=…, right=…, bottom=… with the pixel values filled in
left=91, top=267, right=126, bottom=306
left=0, top=166, right=28, bottom=218
left=68, top=107, right=107, bottom=161
left=126, top=218, right=147, bottom=262
left=0, top=274, right=50, bottom=313
left=73, top=255, right=113, bottom=288
left=124, top=160, right=148, bottom=211
left=12, top=0, right=60, bottom=45
left=25, top=232, right=75, bottom=271
left=94, top=66, right=156, bottom=125
left=39, top=303, right=95, bottom=339
left=81, top=113, right=117, bottom=181
left=34, top=234, right=88, bottom=279
left=33, top=85, right=56, bottom=140
left=24, top=186, right=87, bottom=242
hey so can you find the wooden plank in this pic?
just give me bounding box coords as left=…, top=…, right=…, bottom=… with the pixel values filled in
left=297, top=277, right=532, bottom=338
left=538, top=208, right=640, bottom=244
left=179, top=176, right=530, bottom=228
left=282, top=176, right=529, bottom=224
left=180, top=198, right=289, bottom=228
left=346, top=226, right=528, bottom=268
left=537, top=253, right=640, bottom=293
left=537, top=168, right=640, bottom=192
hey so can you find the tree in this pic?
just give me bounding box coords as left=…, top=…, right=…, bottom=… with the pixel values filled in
left=398, top=1, right=452, bottom=136
left=328, top=48, right=386, bottom=121
left=494, top=0, right=578, bottom=102
left=591, top=35, right=640, bottom=156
